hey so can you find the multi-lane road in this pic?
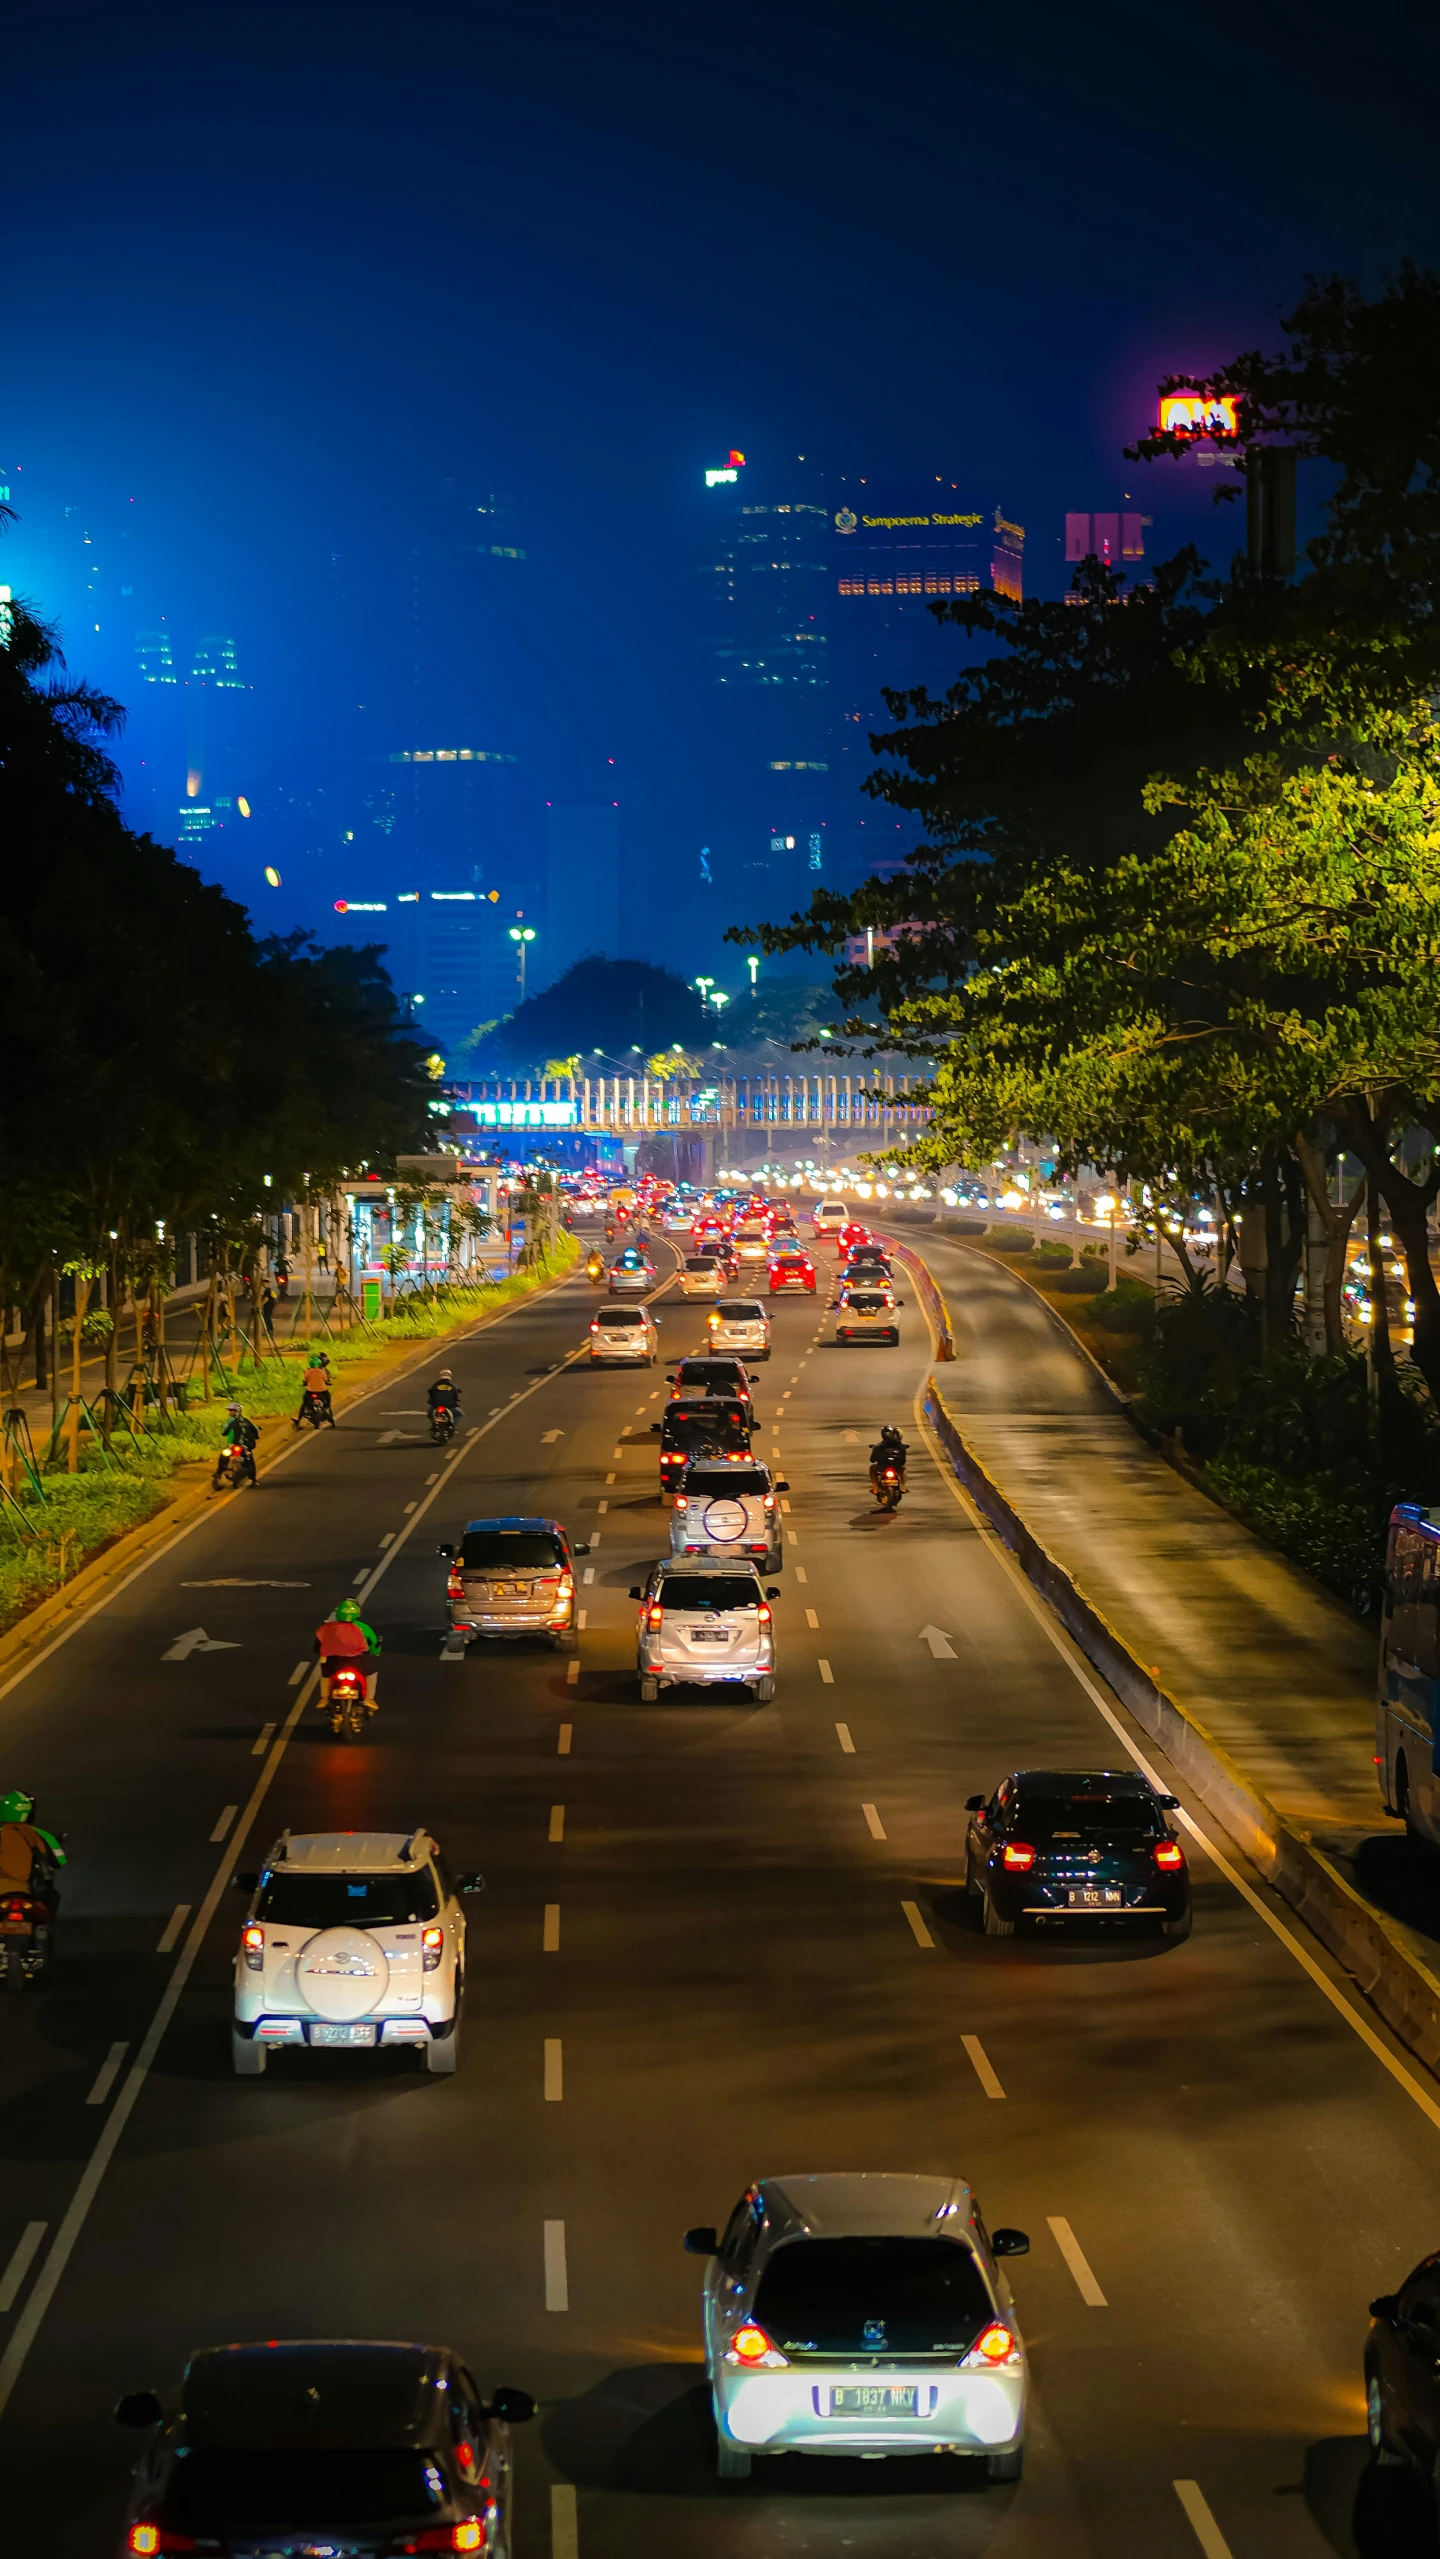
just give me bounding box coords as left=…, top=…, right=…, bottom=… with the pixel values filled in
left=0, top=1230, right=1436, bottom=2557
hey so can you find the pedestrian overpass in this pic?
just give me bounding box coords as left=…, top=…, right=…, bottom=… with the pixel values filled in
left=448, top=1070, right=933, bottom=1170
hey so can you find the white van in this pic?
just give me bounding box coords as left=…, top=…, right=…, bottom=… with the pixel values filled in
left=812, top=1197, right=849, bottom=1238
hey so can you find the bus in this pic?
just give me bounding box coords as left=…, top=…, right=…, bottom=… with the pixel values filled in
left=1377, top=1502, right=1440, bottom=1846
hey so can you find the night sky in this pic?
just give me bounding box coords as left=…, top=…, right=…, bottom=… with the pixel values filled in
left=8, top=0, right=1440, bottom=989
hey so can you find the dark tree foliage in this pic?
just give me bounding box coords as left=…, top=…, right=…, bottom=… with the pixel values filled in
left=474, top=956, right=708, bottom=1068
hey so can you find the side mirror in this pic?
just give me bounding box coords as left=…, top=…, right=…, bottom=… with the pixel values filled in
left=232, top=1871, right=258, bottom=1892
left=650, top=1421, right=661, bottom=1434
left=437, top=1543, right=456, bottom=1562
left=683, top=2226, right=718, bottom=2256
left=1157, top=1794, right=1179, bottom=1809
left=775, top=1480, right=790, bottom=1493
left=1370, top=2294, right=1399, bottom=2321
left=572, top=1541, right=590, bottom=1556
left=629, top=1586, right=643, bottom=1601
left=991, top=2228, right=1029, bottom=2257
left=487, top=2385, right=536, bottom=2425
left=458, top=1871, right=486, bottom=1894
left=766, top=1587, right=781, bottom=1600
left=665, top=1373, right=676, bottom=1382
left=964, top=1795, right=986, bottom=1814
left=114, top=2389, right=164, bottom=2428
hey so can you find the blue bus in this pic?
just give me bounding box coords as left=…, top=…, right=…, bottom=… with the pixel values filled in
left=1377, top=1503, right=1440, bottom=1845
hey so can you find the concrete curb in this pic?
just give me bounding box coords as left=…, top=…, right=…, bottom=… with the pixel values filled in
left=920, top=1371, right=1440, bottom=2077
left=0, top=1252, right=581, bottom=1698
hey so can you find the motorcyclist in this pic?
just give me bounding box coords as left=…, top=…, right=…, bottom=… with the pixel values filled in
left=427, top=1369, right=462, bottom=1424
left=215, top=1401, right=259, bottom=1486
left=313, top=1596, right=382, bottom=1711
left=584, top=1246, right=606, bottom=1283
left=0, top=1788, right=67, bottom=1917
left=295, top=1351, right=334, bottom=1429
left=870, top=1424, right=908, bottom=1495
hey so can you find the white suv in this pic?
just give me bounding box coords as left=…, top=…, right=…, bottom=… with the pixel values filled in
left=670, top=1462, right=787, bottom=1573
left=230, top=1830, right=482, bottom=2079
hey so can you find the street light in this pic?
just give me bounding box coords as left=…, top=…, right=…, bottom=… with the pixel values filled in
left=509, top=925, right=536, bottom=1000
left=712, top=990, right=730, bottom=1016
left=695, top=975, right=714, bottom=1013
left=746, top=955, right=759, bottom=994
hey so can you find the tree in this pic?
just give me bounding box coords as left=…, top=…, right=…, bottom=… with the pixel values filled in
left=470, top=957, right=707, bottom=1069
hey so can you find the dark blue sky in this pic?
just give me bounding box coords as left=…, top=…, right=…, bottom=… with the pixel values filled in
left=8, top=0, right=1440, bottom=979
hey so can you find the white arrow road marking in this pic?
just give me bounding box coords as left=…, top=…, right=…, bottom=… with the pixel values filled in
left=541, top=1429, right=564, bottom=1443
left=377, top=1430, right=405, bottom=1445
left=162, top=1629, right=241, bottom=1661
left=843, top=1430, right=860, bottom=1443
left=919, top=1624, right=957, bottom=1658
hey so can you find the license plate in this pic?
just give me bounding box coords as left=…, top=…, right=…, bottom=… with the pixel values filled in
left=1066, top=1887, right=1122, bottom=1907
left=691, top=1628, right=729, bottom=1643
left=828, top=2386, right=920, bottom=2416
left=309, top=2021, right=377, bottom=2046
left=0, top=1922, right=31, bottom=1937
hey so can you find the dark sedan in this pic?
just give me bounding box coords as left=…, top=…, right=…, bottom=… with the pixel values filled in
left=653, top=1395, right=753, bottom=1496
left=116, top=2339, right=533, bottom=2558
left=1366, top=2253, right=1440, bottom=2479
left=963, top=1768, right=1191, bottom=1939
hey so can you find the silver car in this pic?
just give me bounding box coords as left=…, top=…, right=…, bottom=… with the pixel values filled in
left=630, top=1560, right=778, bottom=1702
left=670, top=1462, right=787, bottom=1573
left=684, top=2173, right=1029, bottom=2479
left=708, top=1298, right=772, bottom=1360
left=681, top=1255, right=725, bottom=1299
left=609, top=1252, right=656, bottom=1295
left=589, top=1305, right=658, bottom=1364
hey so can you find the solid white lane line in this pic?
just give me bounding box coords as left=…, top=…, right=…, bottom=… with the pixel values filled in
left=544, top=2038, right=563, bottom=2102
left=862, top=1802, right=886, bottom=1839
left=835, top=1723, right=855, bottom=1753
left=209, top=1805, right=238, bottom=1844
left=962, top=2034, right=1006, bottom=2099
left=544, top=2219, right=569, bottom=2311
left=288, top=1661, right=307, bottom=1685
left=543, top=1904, right=561, bottom=1951
left=566, top=1659, right=579, bottom=1686
left=86, top=2043, right=128, bottom=2108
left=156, top=1904, right=190, bottom=1955
left=818, top=1658, right=834, bottom=1684
left=549, top=1805, right=565, bottom=1843
left=1047, top=2215, right=1107, bottom=2306
left=901, top=1900, right=935, bottom=1948
left=794, top=1565, right=807, bottom=1584
left=1173, top=2481, right=1234, bottom=2559
left=551, top=2482, right=579, bottom=2559
left=0, top=2224, right=46, bottom=2315
left=805, top=1608, right=819, bottom=1629
left=558, top=1724, right=572, bottom=1755
left=915, top=1391, right=1440, bottom=2141
left=251, top=1722, right=275, bottom=1757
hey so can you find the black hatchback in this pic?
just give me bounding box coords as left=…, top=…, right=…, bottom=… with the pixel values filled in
left=1366, top=2253, right=1440, bottom=2481
left=963, top=1768, right=1191, bottom=1939
left=116, top=2339, right=534, bottom=2558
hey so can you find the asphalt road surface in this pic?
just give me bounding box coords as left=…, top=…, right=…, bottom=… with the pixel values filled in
left=1, top=1228, right=1437, bottom=2558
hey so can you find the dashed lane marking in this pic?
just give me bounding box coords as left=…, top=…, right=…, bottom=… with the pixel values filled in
left=835, top=1723, right=855, bottom=1754
left=209, top=1805, right=238, bottom=1844
left=862, top=1802, right=886, bottom=1840
left=544, top=2220, right=569, bottom=2311
left=549, top=1806, right=565, bottom=1843
left=558, top=1724, right=573, bottom=1755
left=251, top=1723, right=275, bottom=1757
left=0, top=2224, right=46, bottom=2315
left=544, top=2039, right=563, bottom=2103
left=901, top=1900, right=934, bottom=1948
left=85, top=2044, right=128, bottom=2108
left=156, top=1905, right=190, bottom=1956
left=566, top=1659, right=579, bottom=1686
left=551, top=2483, right=579, bottom=2559
left=962, top=2034, right=1006, bottom=2099
left=817, top=1658, right=834, bottom=1683
left=805, top=1608, right=819, bottom=1629
left=1173, top=2482, right=1234, bottom=2559
left=543, top=1904, right=561, bottom=1952
left=288, top=1661, right=308, bottom=1685
left=1047, top=2216, right=1107, bottom=2306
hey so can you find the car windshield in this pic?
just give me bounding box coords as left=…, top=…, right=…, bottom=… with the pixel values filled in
left=1015, top=1792, right=1162, bottom=1838
left=658, top=1575, right=759, bottom=1611
left=754, top=2237, right=991, bottom=2355
left=461, top=1531, right=565, bottom=1568
left=716, top=1303, right=764, bottom=1322
left=166, top=2448, right=446, bottom=2533
left=255, top=1870, right=440, bottom=1926
left=686, top=1469, right=767, bottom=1495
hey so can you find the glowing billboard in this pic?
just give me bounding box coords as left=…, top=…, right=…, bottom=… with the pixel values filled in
left=1159, top=392, right=1240, bottom=440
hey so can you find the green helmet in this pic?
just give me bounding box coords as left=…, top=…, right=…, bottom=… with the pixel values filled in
left=334, top=1598, right=362, bottom=1622
left=0, top=1788, right=35, bottom=1824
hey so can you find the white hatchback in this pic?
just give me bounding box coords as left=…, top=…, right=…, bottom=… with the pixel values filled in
left=708, top=1298, right=771, bottom=1360
left=686, top=2172, right=1030, bottom=2480
left=230, top=1829, right=483, bottom=2078
left=589, top=1305, right=659, bottom=1364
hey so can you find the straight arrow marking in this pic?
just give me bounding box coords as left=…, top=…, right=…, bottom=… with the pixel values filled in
left=919, top=1624, right=957, bottom=1659
left=162, top=1628, right=240, bottom=1661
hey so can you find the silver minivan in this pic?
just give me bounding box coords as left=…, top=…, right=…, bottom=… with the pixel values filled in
left=708, top=1298, right=772, bottom=1360
left=589, top=1305, right=659, bottom=1364
left=670, top=1462, right=788, bottom=1573
left=631, top=1560, right=779, bottom=1702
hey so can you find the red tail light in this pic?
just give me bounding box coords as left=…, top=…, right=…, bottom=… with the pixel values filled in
left=756, top=1603, right=772, bottom=1626
left=725, top=2321, right=788, bottom=2369
left=3, top=1896, right=30, bottom=1922
left=422, top=1924, right=445, bottom=1971
left=1001, top=1842, right=1035, bottom=1871
left=128, top=2529, right=198, bottom=2555
left=1154, top=1840, right=1185, bottom=1870
left=647, top=1603, right=663, bottom=1629
left=962, top=2321, right=1019, bottom=2368
left=447, top=1572, right=466, bottom=1599
left=241, top=1923, right=264, bottom=1970
left=388, top=2524, right=486, bottom=2554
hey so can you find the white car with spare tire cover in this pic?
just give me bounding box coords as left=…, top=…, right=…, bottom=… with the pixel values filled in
left=230, top=1829, right=483, bottom=2078
left=669, top=1461, right=787, bottom=1573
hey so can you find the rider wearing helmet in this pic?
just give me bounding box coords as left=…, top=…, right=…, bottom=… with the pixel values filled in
left=295, top=1352, right=335, bottom=1430
left=313, top=1595, right=382, bottom=1709
left=427, top=1368, right=461, bottom=1421
left=215, top=1400, right=259, bottom=1487
left=869, top=1422, right=908, bottom=1491
left=0, top=1788, right=67, bottom=1908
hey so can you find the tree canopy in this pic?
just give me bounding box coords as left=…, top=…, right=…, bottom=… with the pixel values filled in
left=470, top=956, right=708, bottom=1069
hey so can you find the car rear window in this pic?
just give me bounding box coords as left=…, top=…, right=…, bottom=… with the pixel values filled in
left=676, top=1361, right=746, bottom=1391
left=684, top=1257, right=718, bottom=1273
left=754, top=2237, right=991, bottom=2355
left=166, top=2448, right=446, bottom=2534
left=1017, top=1791, right=1162, bottom=1838
left=846, top=1292, right=888, bottom=1313
left=461, top=1530, right=566, bottom=1567
left=657, top=1575, right=760, bottom=1611
left=685, top=1469, right=767, bottom=1495
left=818, top=1201, right=847, bottom=1214
left=596, top=1308, right=643, bottom=1326
left=255, top=1870, right=440, bottom=1926
left=716, top=1302, right=765, bottom=1321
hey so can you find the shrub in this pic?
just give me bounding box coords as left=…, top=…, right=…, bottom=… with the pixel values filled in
left=986, top=1226, right=1034, bottom=1253
left=1088, top=1277, right=1156, bottom=1337
left=1047, top=1267, right=1104, bottom=1293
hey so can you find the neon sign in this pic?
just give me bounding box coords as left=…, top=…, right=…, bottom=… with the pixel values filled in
left=705, top=467, right=739, bottom=487
left=1159, top=392, right=1240, bottom=440
left=334, top=900, right=387, bottom=913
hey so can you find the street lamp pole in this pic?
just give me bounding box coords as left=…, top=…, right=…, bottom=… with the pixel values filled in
left=509, top=925, right=536, bottom=1001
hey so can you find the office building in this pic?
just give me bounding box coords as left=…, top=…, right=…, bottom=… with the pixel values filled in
left=327, top=885, right=529, bottom=1065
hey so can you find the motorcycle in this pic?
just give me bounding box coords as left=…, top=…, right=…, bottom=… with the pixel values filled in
left=296, top=1389, right=332, bottom=1432
left=0, top=1873, right=58, bottom=1989
left=585, top=1255, right=607, bottom=1286
left=318, top=1664, right=370, bottom=1739
left=873, top=1462, right=905, bottom=1513
left=430, top=1401, right=459, bottom=1445
left=214, top=1437, right=256, bottom=1490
